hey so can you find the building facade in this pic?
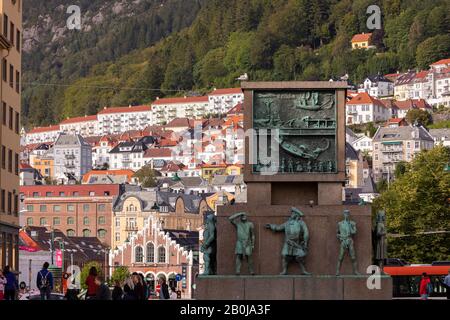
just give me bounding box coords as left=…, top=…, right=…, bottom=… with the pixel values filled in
left=110, top=217, right=198, bottom=298
left=60, top=115, right=98, bottom=137
left=0, top=0, right=21, bottom=272
left=53, top=133, right=92, bottom=183
left=111, top=190, right=207, bottom=249
left=372, top=125, right=435, bottom=182
left=20, top=185, right=122, bottom=247
left=97, top=105, right=152, bottom=135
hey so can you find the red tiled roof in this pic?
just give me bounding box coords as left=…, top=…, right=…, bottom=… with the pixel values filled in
left=143, top=148, right=173, bottom=158
left=166, top=118, right=192, bottom=128
left=82, top=169, right=135, bottom=183
left=28, top=125, right=60, bottom=134
left=394, top=99, right=431, bottom=110
left=98, top=105, right=151, bottom=115
left=161, top=161, right=184, bottom=172
left=19, top=162, right=33, bottom=170
left=385, top=73, right=401, bottom=78
left=414, top=71, right=429, bottom=79
left=227, top=102, right=244, bottom=115
left=351, top=33, right=372, bottom=42
left=209, top=88, right=243, bottom=96
left=347, top=92, right=386, bottom=108
left=430, top=58, right=450, bottom=66
left=159, top=139, right=178, bottom=147
left=20, top=184, right=121, bottom=197
left=60, top=115, right=97, bottom=124
left=388, top=118, right=404, bottom=123
left=152, top=96, right=208, bottom=105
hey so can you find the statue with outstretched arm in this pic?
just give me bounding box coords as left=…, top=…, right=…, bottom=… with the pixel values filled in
left=266, top=207, right=311, bottom=275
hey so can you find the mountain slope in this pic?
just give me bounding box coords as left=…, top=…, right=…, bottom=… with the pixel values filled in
left=23, top=0, right=450, bottom=128
left=22, top=0, right=204, bottom=127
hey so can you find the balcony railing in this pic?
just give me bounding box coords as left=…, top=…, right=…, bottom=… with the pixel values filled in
left=65, top=154, right=76, bottom=159
left=125, top=225, right=138, bottom=232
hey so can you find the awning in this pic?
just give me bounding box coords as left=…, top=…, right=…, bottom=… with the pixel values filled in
left=381, top=141, right=402, bottom=145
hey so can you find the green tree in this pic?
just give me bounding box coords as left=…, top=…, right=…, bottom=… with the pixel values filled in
left=416, top=34, right=450, bottom=69
left=80, top=262, right=103, bottom=289
left=374, top=145, right=450, bottom=263
left=394, top=161, right=407, bottom=179
left=110, top=266, right=130, bottom=285
left=405, top=109, right=432, bottom=126
left=133, top=165, right=160, bottom=188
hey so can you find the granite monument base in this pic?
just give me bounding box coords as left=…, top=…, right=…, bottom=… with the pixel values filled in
left=195, top=275, right=392, bottom=300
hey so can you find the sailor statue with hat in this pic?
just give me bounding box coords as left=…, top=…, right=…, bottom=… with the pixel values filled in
left=266, top=207, right=311, bottom=275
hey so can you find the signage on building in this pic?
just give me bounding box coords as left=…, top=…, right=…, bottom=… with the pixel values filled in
left=55, top=249, right=63, bottom=268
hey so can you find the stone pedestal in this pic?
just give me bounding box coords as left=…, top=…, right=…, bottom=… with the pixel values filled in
left=195, top=275, right=392, bottom=300
left=195, top=82, right=392, bottom=300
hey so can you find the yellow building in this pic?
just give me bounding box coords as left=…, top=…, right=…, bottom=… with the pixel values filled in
left=351, top=33, right=373, bottom=50
left=206, top=191, right=235, bottom=212
left=225, top=164, right=243, bottom=176
left=201, top=163, right=227, bottom=181
left=30, top=154, right=54, bottom=180
left=111, top=190, right=207, bottom=249
left=0, top=0, right=22, bottom=271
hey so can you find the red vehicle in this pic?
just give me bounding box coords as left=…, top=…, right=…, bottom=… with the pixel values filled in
left=384, top=261, right=450, bottom=297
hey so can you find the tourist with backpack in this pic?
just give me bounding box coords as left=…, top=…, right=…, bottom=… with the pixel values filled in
left=419, top=272, right=432, bottom=300
left=37, top=262, right=53, bottom=300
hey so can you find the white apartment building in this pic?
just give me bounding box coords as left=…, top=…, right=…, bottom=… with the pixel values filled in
left=207, top=88, right=244, bottom=114
left=394, top=71, right=416, bottom=101
left=410, top=71, right=433, bottom=100
left=346, top=92, right=390, bottom=125
left=372, top=125, right=434, bottom=182
left=25, top=125, right=61, bottom=145
left=351, top=135, right=373, bottom=156
left=53, top=133, right=92, bottom=183
left=97, top=105, right=152, bottom=135
left=60, top=115, right=98, bottom=137
left=358, top=75, right=393, bottom=98
left=109, top=138, right=156, bottom=170
left=152, top=96, right=209, bottom=125
left=92, top=136, right=117, bottom=168
left=429, top=128, right=450, bottom=147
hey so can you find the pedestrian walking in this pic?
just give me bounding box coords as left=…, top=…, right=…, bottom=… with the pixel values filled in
left=419, top=272, right=432, bottom=300
left=443, top=269, right=450, bottom=300
left=94, top=276, right=111, bottom=300
left=85, top=266, right=98, bottom=300
left=0, top=269, right=7, bottom=300
left=37, top=262, right=54, bottom=300
left=158, top=277, right=170, bottom=300
left=112, top=280, right=123, bottom=300
left=3, top=266, right=18, bottom=300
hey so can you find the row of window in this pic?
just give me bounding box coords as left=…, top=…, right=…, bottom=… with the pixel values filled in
left=66, top=229, right=105, bottom=238
left=26, top=216, right=107, bottom=229
left=27, top=191, right=111, bottom=197
left=0, top=190, right=18, bottom=216
left=1, top=59, right=20, bottom=93
left=2, top=12, right=21, bottom=52
left=2, top=102, right=19, bottom=134
left=26, top=203, right=107, bottom=212
left=135, top=243, right=166, bottom=264
left=1, top=146, right=19, bottom=175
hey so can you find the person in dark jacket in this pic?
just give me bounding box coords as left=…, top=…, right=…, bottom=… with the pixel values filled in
left=139, top=273, right=148, bottom=300
left=132, top=273, right=145, bottom=300
left=158, top=277, right=170, bottom=300
left=37, top=262, right=54, bottom=300
left=122, top=277, right=136, bottom=300
left=112, top=280, right=123, bottom=300
left=3, top=266, right=18, bottom=300
left=94, top=276, right=111, bottom=300
left=85, top=266, right=98, bottom=300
